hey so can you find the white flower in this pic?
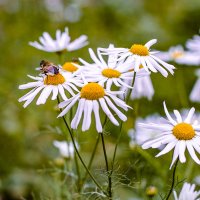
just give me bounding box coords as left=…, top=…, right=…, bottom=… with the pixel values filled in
left=157, top=45, right=200, bottom=65
left=140, top=102, right=200, bottom=169
left=128, top=114, right=165, bottom=148
left=99, top=39, right=175, bottom=77
left=29, top=27, right=88, bottom=53
left=18, top=72, right=82, bottom=107
left=156, top=45, right=185, bottom=62
left=190, top=69, right=200, bottom=102
left=58, top=81, right=131, bottom=132
left=53, top=140, right=78, bottom=158
left=79, top=45, right=147, bottom=90
left=173, top=182, right=200, bottom=200
left=186, top=34, right=200, bottom=53
left=120, top=73, right=154, bottom=100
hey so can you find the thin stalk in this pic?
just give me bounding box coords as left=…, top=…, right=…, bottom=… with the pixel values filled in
left=165, top=159, right=179, bottom=200
left=74, top=153, right=81, bottom=192
left=61, top=115, right=105, bottom=194
left=57, top=97, right=105, bottom=195
left=100, top=132, right=112, bottom=199
left=80, top=134, right=100, bottom=190
left=110, top=72, right=136, bottom=173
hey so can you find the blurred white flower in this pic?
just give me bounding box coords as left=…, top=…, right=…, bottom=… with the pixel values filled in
left=99, top=39, right=175, bottom=77
left=58, top=82, right=130, bottom=133
left=53, top=140, right=79, bottom=158
left=128, top=114, right=164, bottom=148
left=18, top=71, right=82, bottom=107
left=29, top=27, right=88, bottom=53
left=120, top=73, right=154, bottom=100
left=156, top=45, right=185, bottom=62
left=186, top=34, right=200, bottom=53
left=190, top=69, right=200, bottom=103
left=157, top=45, right=200, bottom=66
left=140, top=102, right=200, bottom=169
left=173, top=182, right=200, bottom=200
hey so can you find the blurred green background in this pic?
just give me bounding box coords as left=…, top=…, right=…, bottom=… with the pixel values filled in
left=0, top=0, right=200, bottom=199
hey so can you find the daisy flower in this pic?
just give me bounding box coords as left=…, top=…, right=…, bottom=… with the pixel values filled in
left=190, top=69, right=200, bottom=102
left=173, top=182, right=200, bottom=200
left=29, top=27, right=88, bottom=53
left=140, top=102, right=200, bottom=169
left=99, top=39, right=175, bottom=77
left=120, top=73, right=154, bottom=100
left=53, top=140, right=79, bottom=158
left=79, top=45, right=146, bottom=90
left=156, top=45, right=185, bottom=62
left=58, top=81, right=130, bottom=132
left=18, top=72, right=82, bottom=108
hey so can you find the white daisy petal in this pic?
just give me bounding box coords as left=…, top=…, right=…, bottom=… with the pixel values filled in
left=184, top=107, right=195, bottom=123
left=99, top=98, right=119, bottom=126
left=174, top=110, right=183, bottom=123
left=163, top=102, right=177, bottom=125
left=71, top=98, right=85, bottom=129
left=187, top=141, right=200, bottom=164
left=179, top=140, right=186, bottom=163
left=93, top=100, right=103, bottom=133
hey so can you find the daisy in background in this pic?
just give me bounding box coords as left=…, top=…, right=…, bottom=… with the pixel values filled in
left=128, top=114, right=165, bottom=149
left=79, top=44, right=148, bottom=90
left=53, top=140, right=79, bottom=159
left=190, top=69, right=200, bottom=103
left=18, top=71, right=82, bottom=108
left=61, top=59, right=82, bottom=76
left=58, top=79, right=131, bottom=133
left=140, top=102, right=200, bottom=169
left=173, top=182, right=200, bottom=200
left=157, top=45, right=200, bottom=66
left=120, top=73, right=154, bottom=100
left=29, top=27, right=88, bottom=53
left=99, top=39, right=175, bottom=77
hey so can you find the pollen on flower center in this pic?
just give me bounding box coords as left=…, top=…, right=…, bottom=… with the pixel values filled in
left=80, top=83, right=105, bottom=100
left=44, top=73, right=65, bottom=85
left=62, top=62, right=78, bottom=72
left=172, top=122, right=195, bottom=140
left=130, top=44, right=149, bottom=56
left=102, top=68, right=121, bottom=78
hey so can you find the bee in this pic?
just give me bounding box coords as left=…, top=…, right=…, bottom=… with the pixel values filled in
left=40, top=60, right=59, bottom=76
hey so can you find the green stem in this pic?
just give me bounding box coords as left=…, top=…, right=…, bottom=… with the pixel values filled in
left=57, top=97, right=105, bottom=195
left=74, top=153, right=81, bottom=192
left=100, top=132, right=112, bottom=199
left=165, top=159, right=179, bottom=200
left=110, top=72, right=136, bottom=174
left=61, top=115, right=105, bottom=194
left=80, top=134, right=100, bottom=190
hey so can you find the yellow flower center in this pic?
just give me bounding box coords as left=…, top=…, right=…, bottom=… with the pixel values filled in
left=172, top=52, right=184, bottom=59
left=44, top=73, right=65, bottom=85
left=80, top=83, right=105, bottom=100
left=130, top=44, right=149, bottom=56
left=102, top=68, right=121, bottom=78
left=62, top=62, right=78, bottom=72
left=129, top=64, right=143, bottom=72
left=172, top=122, right=195, bottom=140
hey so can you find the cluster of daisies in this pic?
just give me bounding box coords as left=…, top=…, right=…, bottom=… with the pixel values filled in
left=19, top=27, right=175, bottom=133
left=18, top=27, right=200, bottom=199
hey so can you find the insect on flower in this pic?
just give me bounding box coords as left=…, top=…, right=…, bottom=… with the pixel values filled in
left=40, top=60, right=59, bottom=76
